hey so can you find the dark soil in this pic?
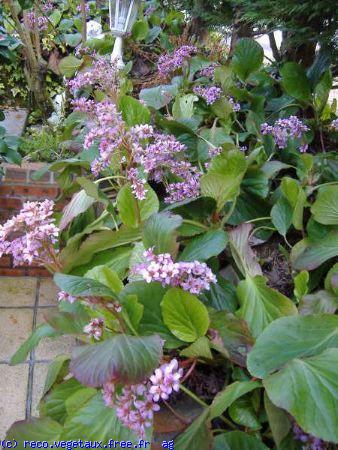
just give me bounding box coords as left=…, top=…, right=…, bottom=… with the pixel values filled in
left=255, top=237, right=293, bottom=297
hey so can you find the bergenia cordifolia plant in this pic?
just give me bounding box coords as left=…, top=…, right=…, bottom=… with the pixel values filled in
left=0, top=200, right=60, bottom=270
left=5, top=36, right=338, bottom=450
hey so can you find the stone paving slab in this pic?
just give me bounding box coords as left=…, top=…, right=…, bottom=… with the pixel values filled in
left=0, top=277, right=37, bottom=307
left=1, top=108, right=28, bottom=137
left=0, top=277, right=73, bottom=438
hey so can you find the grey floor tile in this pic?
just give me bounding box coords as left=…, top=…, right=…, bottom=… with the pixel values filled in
left=0, top=309, right=33, bottom=361
left=38, top=278, right=59, bottom=306
left=31, top=363, right=49, bottom=417
left=0, top=363, right=29, bottom=439
left=34, top=310, right=75, bottom=361
left=0, top=277, right=37, bottom=307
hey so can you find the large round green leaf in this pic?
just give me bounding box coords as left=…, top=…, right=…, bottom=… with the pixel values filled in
left=142, top=212, right=182, bottom=255
left=119, top=95, right=151, bottom=125
left=62, top=393, right=139, bottom=441
left=70, top=334, right=163, bottom=387
left=264, top=348, right=338, bottom=443
left=161, top=288, right=210, bottom=342
left=121, top=281, right=182, bottom=348
left=311, top=186, right=338, bottom=225
left=175, top=410, right=213, bottom=450
left=6, top=418, right=62, bottom=449
left=179, top=230, right=228, bottom=262
left=291, top=232, right=338, bottom=271
left=280, top=62, right=311, bottom=102
left=54, top=273, right=119, bottom=300
left=213, top=431, right=268, bottom=450
left=247, top=315, right=338, bottom=378
left=209, top=380, right=261, bottom=420
left=231, top=38, right=264, bottom=81
left=117, top=183, right=159, bottom=229
left=236, top=275, right=298, bottom=338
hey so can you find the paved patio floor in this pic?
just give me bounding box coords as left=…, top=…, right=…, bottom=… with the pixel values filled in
left=0, top=277, right=75, bottom=438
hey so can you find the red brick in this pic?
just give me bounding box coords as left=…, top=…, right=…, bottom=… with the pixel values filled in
left=4, top=168, right=27, bottom=182
left=0, top=197, right=22, bottom=209
left=0, top=256, right=11, bottom=267
left=29, top=170, right=51, bottom=183
left=0, top=184, right=59, bottom=198
left=0, top=268, right=26, bottom=276
left=26, top=267, right=51, bottom=277
left=0, top=210, right=14, bottom=221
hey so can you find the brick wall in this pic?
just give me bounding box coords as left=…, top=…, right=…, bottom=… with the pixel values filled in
left=0, top=163, right=60, bottom=277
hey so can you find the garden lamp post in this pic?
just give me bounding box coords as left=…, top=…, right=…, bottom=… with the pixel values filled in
left=109, top=0, right=141, bottom=68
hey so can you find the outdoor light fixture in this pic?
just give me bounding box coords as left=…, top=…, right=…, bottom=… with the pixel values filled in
left=109, top=0, right=141, bottom=68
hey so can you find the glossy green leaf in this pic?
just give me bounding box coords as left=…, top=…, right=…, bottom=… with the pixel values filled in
left=228, top=224, right=262, bottom=277
left=172, top=94, right=198, bottom=119
left=117, top=183, right=159, bottom=228
left=210, top=311, right=254, bottom=367
left=291, top=232, right=338, bottom=271
left=231, top=38, right=264, bottom=81
left=213, top=431, right=268, bottom=450
left=271, top=196, right=293, bottom=236
left=180, top=336, right=213, bottom=359
left=62, top=393, right=139, bottom=441
left=229, top=398, right=261, bottom=429
left=237, top=275, right=297, bottom=338
left=54, top=273, right=119, bottom=300
left=281, top=62, right=311, bottom=101
left=43, top=355, right=70, bottom=396
left=175, top=409, right=212, bottom=450
left=58, top=55, right=82, bottom=78
left=70, top=334, right=163, bottom=387
left=201, top=276, right=238, bottom=312
left=200, top=150, right=247, bottom=211
left=293, top=270, right=309, bottom=301
left=40, top=378, right=83, bottom=424
left=10, top=324, right=59, bottom=365
left=85, top=265, right=123, bottom=293
left=119, top=95, right=151, bottom=125
left=264, top=348, right=338, bottom=443
left=161, top=288, right=210, bottom=342
left=247, top=314, right=338, bottom=378
left=60, top=189, right=95, bottom=230
left=121, top=281, right=182, bottom=348
left=179, top=230, right=228, bottom=262
left=6, top=418, right=62, bottom=448
left=131, top=20, right=149, bottom=41
left=264, top=392, right=291, bottom=447
left=210, top=381, right=261, bottom=420
left=299, top=290, right=338, bottom=315
left=142, top=212, right=182, bottom=255
left=311, top=186, right=338, bottom=225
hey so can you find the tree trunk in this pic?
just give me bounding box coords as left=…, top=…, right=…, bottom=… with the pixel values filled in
left=5, top=0, right=52, bottom=118
left=230, top=11, right=253, bottom=54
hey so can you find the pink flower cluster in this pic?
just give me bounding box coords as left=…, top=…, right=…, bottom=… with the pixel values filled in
left=72, top=99, right=201, bottom=202
left=261, top=116, right=309, bottom=152
left=25, top=11, right=48, bottom=31
left=103, top=359, right=183, bottom=438
left=157, top=45, right=197, bottom=77
left=228, top=96, right=241, bottom=112
left=331, top=119, right=338, bottom=131
left=198, top=63, right=220, bottom=79
left=193, top=85, right=222, bottom=105
left=83, top=318, right=104, bottom=340
left=133, top=248, right=217, bottom=295
left=0, top=200, right=58, bottom=267
left=73, top=99, right=125, bottom=175
left=68, top=57, right=119, bottom=95
left=57, top=291, right=77, bottom=303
